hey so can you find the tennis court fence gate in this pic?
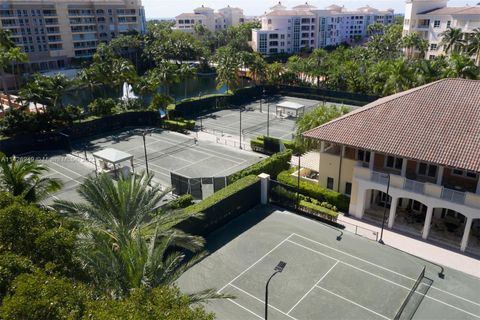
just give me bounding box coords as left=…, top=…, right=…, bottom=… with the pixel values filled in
left=171, top=173, right=228, bottom=200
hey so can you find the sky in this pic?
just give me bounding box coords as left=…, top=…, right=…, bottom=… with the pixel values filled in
left=143, top=0, right=475, bottom=19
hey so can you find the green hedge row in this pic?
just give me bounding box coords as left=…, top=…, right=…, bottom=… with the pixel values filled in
left=299, top=200, right=339, bottom=221
left=251, top=136, right=299, bottom=154
left=163, top=118, right=195, bottom=132
left=185, top=175, right=260, bottom=215
left=277, top=169, right=350, bottom=212
left=165, top=194, right=194, bottom=210
left=228, top=150, right=292, bottom=183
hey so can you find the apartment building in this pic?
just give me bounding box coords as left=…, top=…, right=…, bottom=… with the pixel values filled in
left=303, top=79, right=480, bottom=255
left=174, top=5, right=245, bottom=33
left=0, top=0, right=146, bottom=71
left=251, top=2, right=394, bottom=55
left=404, top=0, right=480, bottom=59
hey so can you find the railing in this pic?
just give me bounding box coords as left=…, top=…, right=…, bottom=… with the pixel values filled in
left=404, top=179, right=425, bottom=194
left=441, top=188, right=466, bottom=204
left=371, top=171, right=389, bottom=185
left=416, top=24, right=429, bottom=29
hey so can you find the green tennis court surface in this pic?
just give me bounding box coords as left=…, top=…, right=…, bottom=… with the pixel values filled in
left=177, top=206, right=480, bottom=320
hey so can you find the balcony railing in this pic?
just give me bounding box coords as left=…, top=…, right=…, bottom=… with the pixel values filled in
left=404, top=179, right=425, bottom=194
left=441, top=188, right=466, bottom=204
left=358, top=168, right=474, bottom=207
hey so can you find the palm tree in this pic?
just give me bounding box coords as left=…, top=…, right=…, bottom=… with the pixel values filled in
left=0, top=29, right=28, bottom=111
left=53, top=172, right=221, bottom=299
left=214, top=46, right=240, bottom=93
left=443, top=53, right=479, bottom=79
left=178, top=63, right=196, bottom=99
left=465, top=28, right=480, bottom=65
left=307, top=48, right=327, bottom=87
left=266, top=62, right=284, bottom=86
left=246, top=52, right=267, bottom=85
left=0, top=153, right=62, bottom=203
left=440, top=27, right=465, bottom=54
left=383, top=58, right=414, bottom=95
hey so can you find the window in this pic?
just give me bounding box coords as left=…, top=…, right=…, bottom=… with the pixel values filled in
left=327, top=177, right=334, bottom=190
left=452, top=169, right=478, bottom=179
left=345, top=182, right=352, bottom=196
left=357, top=150, right=371, bottom=163
left=418, top=162, right=437, bottom=178
left=430, top=43, right=437, bottom=51
left=447, top=21, right=451, bottom=28
left=385, top=156, right=403, bottom=170
left=434, top=20, right=441, bottom=28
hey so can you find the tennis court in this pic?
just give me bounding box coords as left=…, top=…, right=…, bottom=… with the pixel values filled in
left=177, top=206, right=480, bottom=320
left=71, top=128, right=264, bottom=188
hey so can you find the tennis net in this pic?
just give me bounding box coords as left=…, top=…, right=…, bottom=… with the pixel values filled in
left=394, top=266, right=426, bottom=320
left=134, top=139, right=196, bottom=164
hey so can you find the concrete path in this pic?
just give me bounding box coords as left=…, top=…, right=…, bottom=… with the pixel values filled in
left=338, top=214, right=480, bottom=278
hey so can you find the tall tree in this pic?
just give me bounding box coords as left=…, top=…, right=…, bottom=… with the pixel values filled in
left=466, top=28, right=480, bottom=66
left=213, top=46, right=240, bottom=93
left=443, top=53, right=479, bottom=79
left=440, top=27, right=465, bottom=54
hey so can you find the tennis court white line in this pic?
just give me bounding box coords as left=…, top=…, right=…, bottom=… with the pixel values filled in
left=287, top=261, right=339, bottom=315
left=291, top=233, right=480, bottom=309
left=218, top=233, right=294, bottom=294
left=229, top=284, right=298, bottom=320
left=315, top=286, right=390, bottom=320
left=287, top=239, right=480, bottom=319
left=48, top=160, right=84, bottom=178
left=45, top=164, right=80, bottom=181
left=226, top=298, right=263, bottom=320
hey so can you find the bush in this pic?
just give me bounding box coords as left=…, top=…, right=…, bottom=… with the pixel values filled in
left=0, top=252, right=35, bottom=298
left=163, top=118, right=195, bottom=132
left=0, top=271, right=91, bottom=320
left=277, top=170, right=350, bottom=212
left=299, top=200, right=338, bottom=220
left=185, top=175, right=260, bottom=215
left=250, top=136, right=300, bottom=154
left=165, top=194, right=194, bottom=210
left=228, top=150, right=292, bottom=183
left=88, top=98, right=117, bottom=116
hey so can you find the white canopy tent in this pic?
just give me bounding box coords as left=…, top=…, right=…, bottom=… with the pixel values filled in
left=276, top=101, right=306, bottom=118
left=92, top=148, right=135, bottom=179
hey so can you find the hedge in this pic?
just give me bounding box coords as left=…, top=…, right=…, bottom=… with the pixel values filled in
left=277, top=169, right=350, bottom=212
left=228, top=149, right=292, bottom=183
left=251, top=136, right=299, bottom=154
left=185, top=175, right=260, bottom=215
left=163, top=119, right=195, bottom=132
left=165, top=194, right=194, bottom=210
left=299, top=200, right=338, bottom=221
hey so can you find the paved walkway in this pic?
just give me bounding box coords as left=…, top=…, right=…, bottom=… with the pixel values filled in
left=338, top=214, right=480, bottom=279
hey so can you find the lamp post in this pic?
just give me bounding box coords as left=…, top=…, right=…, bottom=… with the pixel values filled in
left=142, top=129, right=150, bottom=175
left=294, top=153, right=302, bottom=210
left=265, top=261, right=286, bottom=320
left=239, top=106, right=243, bottom=149
left=379, top=173, right=390, bottom=245
left=266, top=101, right=270, bottom=137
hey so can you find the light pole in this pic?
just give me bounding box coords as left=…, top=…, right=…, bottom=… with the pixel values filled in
left=294, top=153, right=302, bottom=210
left=267, top=101, right=270, bottom=137
left=239, top=106, right=243, bottom=149
left=265, top=261, right=286, bottom=320
left=379, top=173, right=390, bottom=245
left=142, top=129, right=150, bottom=175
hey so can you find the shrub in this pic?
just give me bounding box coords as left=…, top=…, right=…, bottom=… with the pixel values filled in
left=88, top=98, right=117, bottom=116
left=228, top=150, right=292, bottom=183
left=299, top=200, right=338, bottom=220
left=277, top=170, right=350, bottom=212
left=250, top=136, right=300, bottom=154
left=185, top=175, right=260, bottom=215
left=163, top=118, right=195, bottom=132
left=165, top=194, right=194, bottom=210
left=0, top=252, right=35, bottom=298
left=0, top=271, right=91, bottom=320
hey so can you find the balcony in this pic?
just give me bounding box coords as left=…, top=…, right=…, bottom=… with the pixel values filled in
left=355, top=166, right=480, bottom=209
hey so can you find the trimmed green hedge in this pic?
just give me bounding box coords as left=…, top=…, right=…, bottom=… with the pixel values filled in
left=165, top=194, right=194, bottom=210
left=277, top=169, right=350, bottom=212
left=251, top=136, right=299, bottom=154
left=299, top=200, right=338, bottom=221
left=185, top=175, right=260, bottom=215
left=228, top=150, right=292, bottom=183
left=163, top=118, right=195, bottom=132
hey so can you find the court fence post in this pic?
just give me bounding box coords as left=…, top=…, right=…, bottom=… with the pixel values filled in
left=258, top=173, right=270, bottom=205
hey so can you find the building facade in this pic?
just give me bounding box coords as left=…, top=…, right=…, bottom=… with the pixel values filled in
left=403, top=0, right=480, bottom=59
left=0, top=0, right=146, bottom=71
left=251, top=2, right=394, bottom=55
left=303, top=79, right=480, bottom=255
left=174, top=5, right=245, bottom=33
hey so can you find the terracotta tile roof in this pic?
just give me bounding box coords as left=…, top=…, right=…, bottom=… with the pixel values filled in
left=303, top=79, right=480, bottom=172
left=265, top=10, right=315, bottom=17
left=420, top=7, right=480, bottom=15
